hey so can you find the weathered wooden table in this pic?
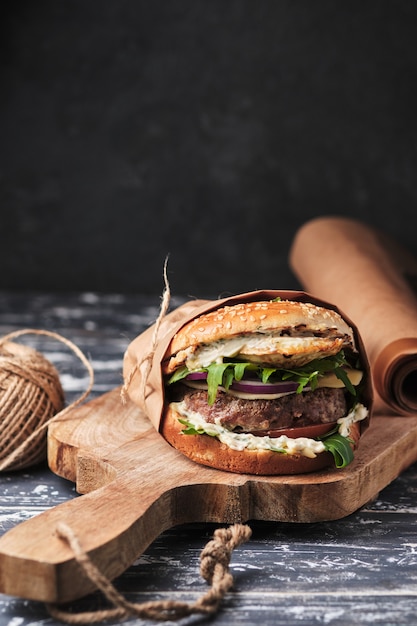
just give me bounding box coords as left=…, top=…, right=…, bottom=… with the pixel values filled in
left=1, top=290, right=417, bottom=625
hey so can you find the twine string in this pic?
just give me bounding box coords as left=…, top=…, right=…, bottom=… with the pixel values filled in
left=0, top=329, right=94, bottom=472
left=47, top=522, right=252, bottom=624
left=121, top=257, right=171, bottom=405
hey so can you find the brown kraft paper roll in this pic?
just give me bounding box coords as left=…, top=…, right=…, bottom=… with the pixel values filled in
left=290, top=216, right=417, bottom=415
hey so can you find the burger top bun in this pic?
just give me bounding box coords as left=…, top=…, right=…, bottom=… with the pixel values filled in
left=163, top=299, right=356, bottom=374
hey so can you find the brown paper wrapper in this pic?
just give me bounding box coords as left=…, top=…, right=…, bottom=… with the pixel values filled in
left=123, top=289, right=372, bottom=434
left=290, top=216, right=417, bottom=415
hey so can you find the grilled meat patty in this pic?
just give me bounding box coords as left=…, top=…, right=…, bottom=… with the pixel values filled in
left=172, top=385, right=347, bottom=433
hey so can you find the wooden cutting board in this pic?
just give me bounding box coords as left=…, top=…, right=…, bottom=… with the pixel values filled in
left=1, top=386, right=417, bottom=604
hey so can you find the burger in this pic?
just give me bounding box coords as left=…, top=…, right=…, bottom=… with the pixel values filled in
left=160, top=295, right=371, bottom=475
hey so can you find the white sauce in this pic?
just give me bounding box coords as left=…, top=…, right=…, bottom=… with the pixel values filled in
left=172, top=401, right=368, bottom=458
left=337, top=403, right=368, bottom=437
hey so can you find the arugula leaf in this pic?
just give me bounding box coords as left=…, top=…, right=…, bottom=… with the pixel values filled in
left=322, top=433, right=354, bottom=468
left=178, top=418, right=218, bottom=437
left=206, top=362, right=258, bottom=404
left=206, top=363, right=231, bottom=404
left=281, top=368, right=319, bottom=392
left=334, top=367, right=356, bottom=396
left=234, top=362, right=250, bottom=381
left=167, top=366, right=192, bottom=385
left=261, top=367, right=279, bottom=383
left=223, top=366, right=235, bottom=391
left=167, top=350, right=357, bottom=405
left=177, top=418, right=205, bottom=435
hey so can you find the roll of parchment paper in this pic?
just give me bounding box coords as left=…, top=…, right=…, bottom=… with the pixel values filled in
left=290, top=216, right=417, bottom=415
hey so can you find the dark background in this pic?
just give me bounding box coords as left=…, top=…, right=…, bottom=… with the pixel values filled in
left=2, top=1, right=417, bottom=298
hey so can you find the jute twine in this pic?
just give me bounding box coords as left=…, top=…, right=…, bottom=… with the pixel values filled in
left=120, top=257, right=171, bottom=406
left=0, top=329, right=94, bottom=472
left=47, top=522, right=252, bottom=624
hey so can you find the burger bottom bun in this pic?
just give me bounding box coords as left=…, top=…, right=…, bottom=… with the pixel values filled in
left=161, top=405, right=361, bottom=476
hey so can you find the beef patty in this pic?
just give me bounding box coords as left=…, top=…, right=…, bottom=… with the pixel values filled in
left=173, top=385, right=347, bottom=432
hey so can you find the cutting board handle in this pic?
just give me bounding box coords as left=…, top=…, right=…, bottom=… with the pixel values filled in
left=0, top=470, right=170, bottom=602
left=0, top=446, right=250, bottom=604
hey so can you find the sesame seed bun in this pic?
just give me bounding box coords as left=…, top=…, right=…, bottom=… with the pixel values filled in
left=162, top=300, right=356, bottom=374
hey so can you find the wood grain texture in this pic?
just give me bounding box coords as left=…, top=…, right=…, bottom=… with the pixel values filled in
left=1, top=383, right=417, bottom=603
left=2, top=291, right=417, bottom=625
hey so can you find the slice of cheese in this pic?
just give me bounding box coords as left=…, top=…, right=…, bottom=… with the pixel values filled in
left=316, top=368, right=363, bottom=388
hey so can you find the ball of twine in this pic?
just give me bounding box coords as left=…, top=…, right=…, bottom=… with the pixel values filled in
left=0, top=329, right=94, bottom=472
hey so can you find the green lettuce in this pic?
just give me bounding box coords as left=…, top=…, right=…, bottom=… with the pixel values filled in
left=167, top=350, right=356, bottom=405
left=322, top=433, right=354, bottom=468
